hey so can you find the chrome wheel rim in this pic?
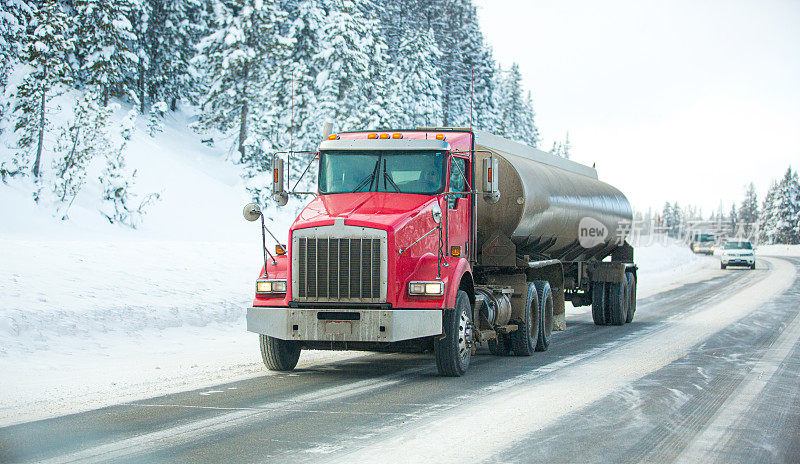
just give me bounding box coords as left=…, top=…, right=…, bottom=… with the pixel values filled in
left=457, top=310, right=471, bottom=362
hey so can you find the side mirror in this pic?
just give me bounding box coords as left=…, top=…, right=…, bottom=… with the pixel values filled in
left=272, top=157, right=288, bottom=206
left=431, top=202, right=442, bottom=224
left=483, top=156, right=500, bottom=203
left=243, top=203, right=262, bottom=222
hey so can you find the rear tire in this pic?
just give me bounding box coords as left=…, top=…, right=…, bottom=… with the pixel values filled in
left=534, top=281, right=553, bottom=352
left=721, top=263, right=727, bottom=269
left=259, top=335, right=301, bottom=371
left=435, top=290, right=472, bottom=376
left=511, top=282, right=539, bottom=356
left=608, top=280, right=626, bottom=326
left=591, top=282, right=607, bottom=326
left=625, top=272, right=637, bottom=323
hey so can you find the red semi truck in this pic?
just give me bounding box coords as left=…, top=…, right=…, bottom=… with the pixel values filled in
left=244, top=128, right=637, bottom=376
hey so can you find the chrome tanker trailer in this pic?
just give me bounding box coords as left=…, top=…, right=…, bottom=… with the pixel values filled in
left=245, top=127, right=637, bottom=376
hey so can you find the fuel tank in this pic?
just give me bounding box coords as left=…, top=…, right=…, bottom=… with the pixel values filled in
left=473, top=130, right=633, bottom=262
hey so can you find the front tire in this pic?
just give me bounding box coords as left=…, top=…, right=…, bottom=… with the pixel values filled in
left=750, top=262, right=756, bottom=270
left=435, top=290, right=472, bottom=376
left=259, top=335, right=301, bottom=371
left=511, top=282, right=539, bottom=356
left=721, top=263, right=727, bottom=269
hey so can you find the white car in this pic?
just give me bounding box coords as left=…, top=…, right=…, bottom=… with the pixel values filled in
left=720, top=240, right=756, bottom=270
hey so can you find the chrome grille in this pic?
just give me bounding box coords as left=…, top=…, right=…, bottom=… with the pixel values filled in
left=297, top=237, right=382, bottom=301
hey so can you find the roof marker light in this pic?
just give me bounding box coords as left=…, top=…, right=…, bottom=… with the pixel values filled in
left=367, top=133, right=377, bottom=139
left=435, top=134, right=445, bottom=140
left=328, top=134, right=339, bottom=140
left=379, top=133, right=390, bottom=139
left=392, top=133, right=402, bottom=139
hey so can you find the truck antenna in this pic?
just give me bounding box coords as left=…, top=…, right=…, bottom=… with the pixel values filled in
left=470, top=69, right=474, bottom=129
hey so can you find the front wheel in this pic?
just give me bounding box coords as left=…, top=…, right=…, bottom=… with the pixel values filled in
left=259, top=335, right=301, bottom=371
left=435, top=290, right=472, bottom=376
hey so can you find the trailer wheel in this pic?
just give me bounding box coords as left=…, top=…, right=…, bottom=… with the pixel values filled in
left=435, top=290, right=472, bottom=376
left=534, top=281, right=553, bottom=352
left=625, top=273, right=637, bottom=323
left=488, top=335, right=512, bottom=356
left=608, top=280, right=626, bottom=326
left=259, top=335, right=301, bottom=371
left=591, top=282, right=607, bottom=326
left=511, top=282, right=539, bottom=356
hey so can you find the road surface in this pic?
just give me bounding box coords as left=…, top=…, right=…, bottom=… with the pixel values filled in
left=2, top=256, right=799, bottom=463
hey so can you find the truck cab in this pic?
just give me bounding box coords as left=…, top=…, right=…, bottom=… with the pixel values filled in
left=245, top=128, right=637, bottom=376
left=248, top=130, right=477, bottom=374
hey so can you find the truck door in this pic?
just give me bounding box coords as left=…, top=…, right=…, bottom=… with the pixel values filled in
left=447, top=155, right=471, bottom=258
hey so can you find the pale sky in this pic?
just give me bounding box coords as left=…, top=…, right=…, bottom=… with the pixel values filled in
left=473, top=0, right=800, bottom=215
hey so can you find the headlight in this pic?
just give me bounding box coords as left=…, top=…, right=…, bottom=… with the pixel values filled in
left=256, top=279, right=287, bottom=294
left=408, top=281, right=445, bottom=296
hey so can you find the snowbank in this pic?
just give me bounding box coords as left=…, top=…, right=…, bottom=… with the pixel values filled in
left=757, top=244, right=800, bottom=257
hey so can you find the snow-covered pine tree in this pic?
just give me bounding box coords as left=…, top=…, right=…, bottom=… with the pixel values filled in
left=759, top=180, right=778, bottom=244
left=147, top=101, right=167, bottom=136
left=146, top=0, right=206, bottom=111
left=661, top=202, right=672, bottom=232
left=729, top=203, right=737, bottom=236
left=761, top=167, right=800, bottom=244
left=389, top=27, right=443, bottom=127
left=98, top=147, right=160, bottom=228
left=314, top=0, right=389, bottom=131
left=11, top=0, right=74, bottom=178
left=74, top=0, right=139, bottom=106
left=738, top=182, right=758, bottom=238
left=493, top=63, right=536, bottom=145
left=0, top=0, right=33, bottom=138
left=50, top=92, right=112, bottom=216
left=129, top=0, right=150, bottom=112
left=193, top=0, right=288, bottom=159
left=561, top=132, right=571, bottom=159
left=521, top=90, right=539, bottom=147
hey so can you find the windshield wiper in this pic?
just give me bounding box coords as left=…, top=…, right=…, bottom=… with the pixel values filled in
left=382, top=159, right=400, bottom=192
left=352, top=157, right=382, bottom=192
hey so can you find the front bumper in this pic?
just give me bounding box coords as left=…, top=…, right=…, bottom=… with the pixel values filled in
left=247, top=307, right=443, bottom=343
left=722, top=256, right=754, bottom=266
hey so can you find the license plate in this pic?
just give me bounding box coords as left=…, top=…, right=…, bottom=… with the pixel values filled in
left=325, top=321, right=352, bottom=335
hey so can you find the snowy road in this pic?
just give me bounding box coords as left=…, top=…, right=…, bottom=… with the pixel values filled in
left=2, top=256, right=799, bottom=464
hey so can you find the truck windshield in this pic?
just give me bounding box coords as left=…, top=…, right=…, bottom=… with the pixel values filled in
left=724, top=241, right=753, bottom=250
left=319, top=150, right=447, bottom=195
